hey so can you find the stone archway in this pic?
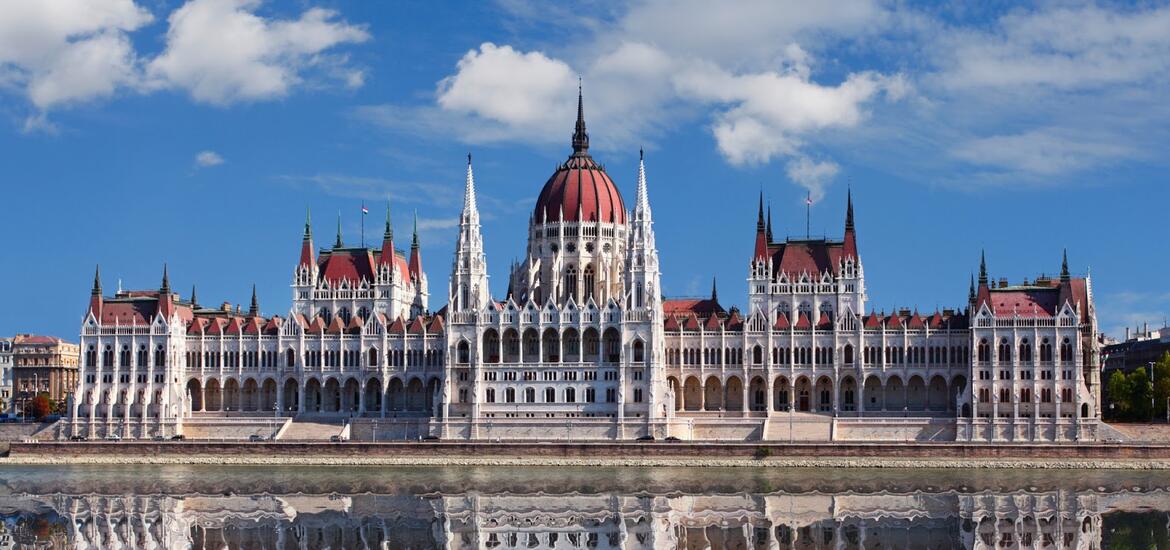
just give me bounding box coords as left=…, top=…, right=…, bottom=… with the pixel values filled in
left=282, top=378, right=298, bottom=413
left=795, top=376, right=812, bottom=412
left=749, top=376, right=767, bottom=411
left=725, top=376, right=744, bottom=411
left=704, top=377, right=724, bottom=411
left=186, top=379, right=203, bottom=412
left=773, top=376, right=790, bottom=411
left=683, top=376, right=702, bottom=411
left=304, top=378, right=322, bottom=413
left=364, top=378, right=383, bottom=414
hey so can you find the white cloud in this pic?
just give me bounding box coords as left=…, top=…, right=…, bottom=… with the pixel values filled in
left=435, top=43, right=577, bottom=143
left=146, top=0, right=369, bottom=105
left=951, top=128, right=1135, bottom=178
left=0, top=0, right=152, bottom=116
left=785, top=157, right=839, bottom=202
left=194, top=150, right=224, bottom=167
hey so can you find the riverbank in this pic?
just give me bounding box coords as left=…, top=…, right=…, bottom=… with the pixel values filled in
left=9, top=440, right=1170, bottom=469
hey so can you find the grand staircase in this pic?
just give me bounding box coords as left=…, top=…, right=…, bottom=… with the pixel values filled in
left=277, top=417, right=347, bottom=441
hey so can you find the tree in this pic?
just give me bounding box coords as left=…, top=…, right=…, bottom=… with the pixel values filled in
left=24, top=393, right=51, bottom=420
left=1129, top=368, right=1152, bottom=421
left=1107, top=370, right=1132, bottom=420
left=1154, top=352, right=1170, bottom=422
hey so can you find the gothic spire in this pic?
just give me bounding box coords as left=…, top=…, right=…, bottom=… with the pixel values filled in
left=1061, top=249, right=1070, bottom=282
left=756, top=191, right=765, bottom=231
left=978, top=250, right=988, bottom=285
left=969, top=274, right=975, bottom=301
left=92, top=264, right=102, bottom=296
left=334, top=211, right=343, bottom=248
left=303, top=207, right=312, bottom=239
left=711, top=276, right=718, bottom=303
left=190, top=284, right=198, bottom=307
left=462, top=152, right=479, bottom=223
left=383, top=201, right=393, bottom=240
left=571, top=78, right=589, bottom=156
left=249, top=284, right=259, bottom=317
left=411, top=211, right=419, bottom=248
left=845, top=187, right=855, bottom=231
left=160, top=263, right=170, bottom=294
left=766, top=202, right=773, bottom=243
left=633, top=147, right=652, bottom=222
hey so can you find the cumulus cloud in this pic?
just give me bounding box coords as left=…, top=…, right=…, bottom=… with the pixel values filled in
left=435, top=43, right=577, bottom=143
left=146, top=0, right=370, bottom=105
left=194, top=150, right=224, bottom=167
left=0, top=0, right=152, bottom=117
left=785, top=157, right=839, bottom=202
left=0, top=0, right=369, bottom=126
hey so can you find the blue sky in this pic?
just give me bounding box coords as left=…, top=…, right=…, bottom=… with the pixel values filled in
left=2, top=0, right=1168, bottom=340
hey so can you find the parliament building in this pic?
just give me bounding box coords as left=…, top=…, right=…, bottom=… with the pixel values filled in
left=65, top=92, right=1102, bottom=442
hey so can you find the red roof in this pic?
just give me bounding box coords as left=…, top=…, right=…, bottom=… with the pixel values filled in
left=427, top=315, right=444, bottom=333
left=534, top=154, right=626, bottom=224
left=408, top=316, right=426, bottom=334
left=773, top=312, right=791, bottom=330
left=703, top=314, right=722, bottom=331
left=767, top=239, right=848, bottom=280
left=664, top=316, right=680, bottom=331
left=725, top=310, right=744, bottom=330
left=978, top=277, right=1090, bottom=322
left=663, top=298, right=725, bottom=318
left=794, top=312, right=812, bottom=330
left=682, top=314, right=700, bottom=331
left=319, top=248, right=375, bottom=285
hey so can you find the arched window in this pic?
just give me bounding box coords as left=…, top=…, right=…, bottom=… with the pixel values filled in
left=566, top=387, right=576, bottom=403
left=998, top=338, right=1011, bottom=362
left=338, top=307, right=351, bottom=325
left=1039, top=338, right=1052, bottom=362
left=752, top=345, right=763, bottom=365
left=137, top=345, right=148, bottom=367
left=565, top=265, right=578, bottom=302
left=505, top=388, right=516, bottom=403
left=545, top=387, right=556, bottom=403
left=102, top=345, right=114, bottom=367
left=525, top=387, right=536, bottom=403
left=1019, top=339, right=1032, bottom=362
left=1060, top=338, right=1073, bottom=363
left=633, top=340, right=645, bottom=363
left=356, top=307, right=369, bottom=322
left=154, top=345, right=166, bottom=367
left=368, top=347, right=379, bottom=367
left=844, top=344, right=854, bottom=365
left=119, top=346, right=130, bottom=367
left=286, top=348, right=296, bottom=367
left=318, top=307, right=331, bottom=324
left=457, top=341, right=470, bottom=364
left=583, top=264, right=595, bottom=301
left=978, top=339, right=990, bottom=363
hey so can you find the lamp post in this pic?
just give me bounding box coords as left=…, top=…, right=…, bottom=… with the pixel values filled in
left=1151, top=361, right=1156, bottom=423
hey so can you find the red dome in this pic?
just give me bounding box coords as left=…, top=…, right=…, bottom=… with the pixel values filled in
left=533, top=86, right=626, bottom=224
left=534, top=155, right=626, bottom=224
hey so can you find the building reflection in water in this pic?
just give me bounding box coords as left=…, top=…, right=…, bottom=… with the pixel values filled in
left=1, top=487, right=1167, bottom=549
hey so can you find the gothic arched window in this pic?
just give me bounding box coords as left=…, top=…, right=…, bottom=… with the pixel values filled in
left=565, top=265, right=578, bottom=302
left=583, top=265, right=595, bottom=301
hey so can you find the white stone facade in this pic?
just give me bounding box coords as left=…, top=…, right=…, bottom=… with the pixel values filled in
left=65, top=97, right=1101, bottom=442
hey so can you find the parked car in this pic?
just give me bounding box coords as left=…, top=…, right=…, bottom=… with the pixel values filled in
left=69, top=435, right=87, bottom=441
left=664, top=436, right=681, bottom=442
left=422, top=435, right=439, bottom=441
left=151, top=435, right=166, bottom=441
left=248, top=434, right=265, bottom=442
left=329, top=435, right=345, bottom=443
left=635, top=435, right=655, bottom=441
left=171, top=434, right=185, bottom=441
left=104, top=434, right=121, bottom=441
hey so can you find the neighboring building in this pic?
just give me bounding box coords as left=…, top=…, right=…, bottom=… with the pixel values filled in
left=66, top=91, right=1101, bottom=441
left=11, top=334, right=79, bottom=414
left=0, top=337, right=12, bottom=412
left=1102, top=324, right=1170, bottom=375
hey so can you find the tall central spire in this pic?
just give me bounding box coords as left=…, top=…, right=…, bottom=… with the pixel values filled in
left=571, top=78, right=589, bottom=156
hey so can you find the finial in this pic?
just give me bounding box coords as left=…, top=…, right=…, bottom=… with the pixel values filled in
left=467, top=152, right=472, bottom=165
left=757, top=191, right=765, bottom=230
left=1061, top=249, right=1070, bottom=281
left=304, top=207, right=312, bottom=238
left=412, top=210, right=419, bottom=247
left=639, top=147, right=644, bottom=161
left=161, top=263, right=170, bottom=293
left=978, top=249, right=988, bottom=285
left=249, top=284, right=259, bottom=316
left=571, top=78, right=589, bottom=155
left=92, top=264, right=102, bottom=295
left=335, top=211, right=343, bottom=248
left=968, top=274, right=975, bottom=301
left=711, top=276, right=718, bottom=303
left=845, top=187, right=855, bottom=231
left=190, top=284, right=198, bottom=307
left=766, top=202, right=773, bottom=243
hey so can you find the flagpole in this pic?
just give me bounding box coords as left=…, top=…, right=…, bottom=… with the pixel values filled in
left=361, top=201, right=366, bottom=248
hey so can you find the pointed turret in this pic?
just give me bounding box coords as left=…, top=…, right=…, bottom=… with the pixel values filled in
left=378, top=201, right=396, bottom=270
left=626, top=148, right=662, bottom=312
left=158, top=263, right=174, bottom=319
left=334, top=211, right=343, bottom=248
left=632, top=148, right=652, bottom=224
left=571, top=78, right=589, bottom=156
left=711, top=277, right=718, bottom=303
left=843, top=188, right=858, bottom=258
left=190, top=284, right=198, bottom=307
left=969, top=274, right=976, bottom=302
left=753, top=191, right=768, bottom=260
left=978, top=249, right=988, bottom=286
left=88, top=264, right=103, bottom=317
left=1060, top=249, right=1070, bottom=282
left=249, top=284, right=259, bottom=317
left=408, top=211, right=422, bottom=281
left=451, top=153, right=490, bottom=312
left=766, top=203, right=773, bottom=244
left=299, top=208, right=315, bottom=268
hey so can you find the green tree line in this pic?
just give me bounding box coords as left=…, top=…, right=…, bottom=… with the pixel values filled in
left=1106, top=352, right=1170, bottom=422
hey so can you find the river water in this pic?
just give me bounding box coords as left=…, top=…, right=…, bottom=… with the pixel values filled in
left=0, top=465, right=1167, bottom=548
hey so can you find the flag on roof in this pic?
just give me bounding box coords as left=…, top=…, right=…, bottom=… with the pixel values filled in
left=361, top=204, right=368, bottom=214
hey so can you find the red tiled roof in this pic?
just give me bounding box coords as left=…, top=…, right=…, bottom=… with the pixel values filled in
left=864, top=313, right=882, bottom=328
left=408, top=316, right=426, bottom=334
left=534, top=154, right=626, bottom=224
left=427, top=315, right=444, bottom=333
left=794, top=312, right=812, bottom=330
left=703, top=314, right=722, bottom=331
left=319, top=248, right=375, bottom=285
left=664, top=316, right=680, bottom=331
left=767, top=239, right=847, bottom=280
left=682, top=314, right=700, bottom=331
left=663, top=298, right=725, bottom=318
left=816, top=314, right=833, bottom=329
left=725, top=310, right=744, bottom=330
left=389, top=316, right=406, bottom=333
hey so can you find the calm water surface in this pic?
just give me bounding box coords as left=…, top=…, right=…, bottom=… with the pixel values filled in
left=0, top=465, right=1167, bottom=548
